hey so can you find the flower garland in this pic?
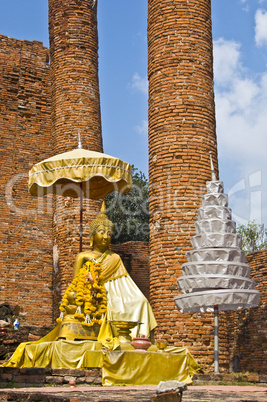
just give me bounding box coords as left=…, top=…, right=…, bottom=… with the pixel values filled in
left=57, top=260, right=107, bottom=327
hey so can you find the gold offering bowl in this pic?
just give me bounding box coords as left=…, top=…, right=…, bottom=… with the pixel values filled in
left=156, top=341, right=168, bottom=352
left=109, top=320, right=138, bottom=343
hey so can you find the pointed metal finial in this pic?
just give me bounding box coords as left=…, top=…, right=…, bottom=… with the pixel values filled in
left=209, top=151, right=217, bottom=181
left=100, top=201, right=106, bottom=214
left=78, top=131, right=82, bottom=149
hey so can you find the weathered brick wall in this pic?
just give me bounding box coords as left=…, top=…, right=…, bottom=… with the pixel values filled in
left=48, top=0, right=102, bottom=314
left=111, top=241, right=150, bottom=300
left=0, top=35, right=53, bottom=326
left=227, top=250, right=267, bottom=374
left=148, top=0, right=219, bottom=371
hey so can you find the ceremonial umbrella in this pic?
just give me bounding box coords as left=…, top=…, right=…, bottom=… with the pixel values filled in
left=174, top=154, right=259, bottom=373
left=28, top=146, right=132, bottom=251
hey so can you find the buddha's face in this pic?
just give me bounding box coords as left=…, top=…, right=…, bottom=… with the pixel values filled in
left=92, top=224, right=112, bottom=252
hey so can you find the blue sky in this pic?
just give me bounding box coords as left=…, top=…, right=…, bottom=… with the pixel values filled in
left=1, top=0, right=267, bottom=227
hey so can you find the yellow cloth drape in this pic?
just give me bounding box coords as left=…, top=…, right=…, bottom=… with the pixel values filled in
left=101, top=251, right=128, bottom=282
left=74, top=250, right=129, bottom=282
left=104, top=275, right=157, bottom=336
left=2, top=339, right=200, bottom=386
left=99, top=252, right=157, bottom=348
left=102, top=347, right=200, bottom=386
left=2, top=324, right=61, bottom=369
left=73, top=250, right=157, bottom=349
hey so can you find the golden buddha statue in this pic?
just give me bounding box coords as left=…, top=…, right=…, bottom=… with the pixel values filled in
left=57, top=202, right=157, bottom=349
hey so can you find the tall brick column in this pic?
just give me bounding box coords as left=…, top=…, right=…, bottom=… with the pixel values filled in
left=49, top=0, right=102, bottom=316
left=148, top=0, right=221, bottom=368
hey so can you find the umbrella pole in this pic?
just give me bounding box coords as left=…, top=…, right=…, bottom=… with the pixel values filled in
left=214, top=305, right=219, bottom=373
left=79, top=183, right=83, bottom=252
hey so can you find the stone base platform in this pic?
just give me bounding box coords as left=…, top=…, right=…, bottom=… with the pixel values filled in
left=193, top=373, right=267, bottom=385
left=0, top=367, right=102, bottom=388
left=0, top=369, right=266, bottom=401
left=0, top=384, right=266, bottom=402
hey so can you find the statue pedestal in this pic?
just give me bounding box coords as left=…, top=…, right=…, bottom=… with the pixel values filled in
left=2, top=339, right=199, bottom=386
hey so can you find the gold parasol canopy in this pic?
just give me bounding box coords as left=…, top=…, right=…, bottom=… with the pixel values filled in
left=28, top=147, right=132, bottom=252
left=28, top=148, right=132, bottom=199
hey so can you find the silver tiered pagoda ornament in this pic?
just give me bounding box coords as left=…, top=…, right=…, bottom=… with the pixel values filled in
left=174, top=152, right=260, bottom=373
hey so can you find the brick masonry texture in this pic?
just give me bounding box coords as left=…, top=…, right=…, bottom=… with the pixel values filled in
left=227, top=249, right=267, bottom=374
left=0, top=34, right=53, bottom=326
left=0, top=366, right=102, bottom=388
left=148, top=0, right=219, bottom=370
left=49, top=0, right=102, bottom=154
left=48, top=0, right=102, bottom=314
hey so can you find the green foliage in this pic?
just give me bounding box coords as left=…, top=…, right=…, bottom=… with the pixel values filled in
left=237, top=220, right=267, bottom=254
left=105, top=166, right=149, bottom=244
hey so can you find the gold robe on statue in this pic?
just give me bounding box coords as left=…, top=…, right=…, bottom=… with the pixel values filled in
left=73, top=250, right=157, bottom=350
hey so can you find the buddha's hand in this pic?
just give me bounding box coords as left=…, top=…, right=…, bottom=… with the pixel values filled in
left=64, top=304, right=77, bottom=315
left=65, top=291, right=77, bottom=314
left=67, top=291, right=77, bottom=305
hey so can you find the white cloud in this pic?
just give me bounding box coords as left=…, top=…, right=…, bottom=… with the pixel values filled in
left=255, top=9, right=267, bottom=46
left=135, top=119, right=148, bottom=136
left=213, top=38, right=241, bottom=85
left=240, top=0, right=249, bottom=13
left=214, top=38, right=267, bottom=159
left=213, top=38, right=267, bottom=225
left=130, top=72, right=148, bottom=95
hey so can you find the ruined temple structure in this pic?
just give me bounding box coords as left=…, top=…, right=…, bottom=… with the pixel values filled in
left=0, top=0, right=266, bottom=372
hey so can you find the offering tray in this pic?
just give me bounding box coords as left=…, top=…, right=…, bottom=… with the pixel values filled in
left=156, top=341, right=168, bottom=352
left=109, top=320, right=138, bottom=344
left=109, top=320, right=138, bottom=341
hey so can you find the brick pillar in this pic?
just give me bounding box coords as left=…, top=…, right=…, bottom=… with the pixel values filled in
left=148, top=0, right=219, bottom=365
left=48, top=0, right=102, bottom=316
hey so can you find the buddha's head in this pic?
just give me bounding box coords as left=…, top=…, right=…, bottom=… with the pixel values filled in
left=90, top=202, right=113, bottom=251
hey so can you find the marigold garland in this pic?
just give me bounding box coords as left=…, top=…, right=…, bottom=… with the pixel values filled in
left=57, top=261, right=107, bottom=327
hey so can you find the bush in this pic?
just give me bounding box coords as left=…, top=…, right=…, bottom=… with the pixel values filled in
left=105, top=166, right=149, bottom=244
left=237, top=220, right=267, bottom=254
